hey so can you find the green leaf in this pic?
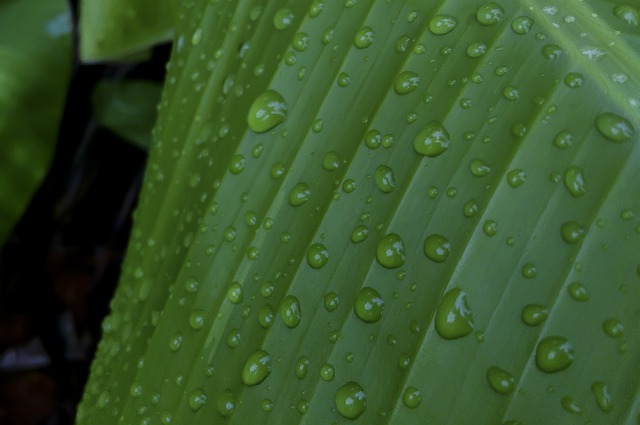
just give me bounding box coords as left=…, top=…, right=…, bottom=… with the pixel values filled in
left=79, top=0, right=181, bottom=62
left=78, top=1, right=640, bottom=424
left=92, top=80, right=163, bottom=151
left=0, top=0, right=72, bottom=246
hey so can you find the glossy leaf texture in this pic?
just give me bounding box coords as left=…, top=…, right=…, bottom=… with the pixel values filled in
left=79, top=0, right=181, bottom=62
left=77, top=1, right=640, bottom=424
left=0, top=0, right=72, bottom=246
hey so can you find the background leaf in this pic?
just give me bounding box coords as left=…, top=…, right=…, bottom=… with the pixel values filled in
left=78, top=1, right=640, bottom=424
left=0, top=0, right=72, bottom=247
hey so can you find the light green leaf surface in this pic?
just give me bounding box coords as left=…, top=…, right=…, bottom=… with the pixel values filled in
left=78, top=1, right=640, bottom=424
left=92, top=80, right=163, bottom=151
left=0, top=0, right=72, bottom=246
left=79, top=0, right=181, bottom=62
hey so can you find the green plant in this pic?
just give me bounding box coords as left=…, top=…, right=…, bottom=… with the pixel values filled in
left=18, top=0, right=640, bottom=423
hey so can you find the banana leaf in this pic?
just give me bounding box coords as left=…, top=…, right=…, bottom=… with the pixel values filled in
left=77, top=1, right=640, bottom=424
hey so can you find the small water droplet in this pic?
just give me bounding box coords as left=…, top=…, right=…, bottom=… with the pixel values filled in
left=464, top=199, right=480, bottom=218
left=567, top=282, right=589, bottom=301
left=394, top=71, right=420, bottom=95
left=521, top=304, right=548, bottom=326
left=280, top=295, right=301, bottom=328
left=603, top=318, right=624, bottom=338
left=227, top=282, right=243, bottom=304
left=258, top=305, right=275, bottom=328
left=564, top=72, right=584, bottom=88
left=483, top=220, right=498, bottom=237
left=521, top=263, right=537, bottom=278
left=188, top=310, right=205, bottom=330
left=402, top=387, right=422, bottom=408
left=261, top=398, right=274, bottom=412
left=423, top=234, right=451, bottom=263
left=295, top=356, right=309, bottom=379
left=553, top=130, right=573, bottom=149
left=542, top=44, right=562, bottom=59
left=614, top=5, right=639, bottom=26
left=486, top=366, right=516, bottom=395
left=289, top=182, right=311, bottom=206
left=561, top=221, right=586, bottom=244
left=320, top=364, right=335, bottom=381
left=306, top=243, right=329, bottom=269
left=335, top=382, right=366, bottom=420
left=216, top=390, right=236, bottom=417
left=511, top=16, right=533, bottom=34
left=376, top=233, right=406, bottom=269
left=354, top=287, right=384, bottom=323
left=535, top=336, right=574, bottom=373
left=354, top=26, right=375, bottom=49
left=435, top=288, right=474, bottom=339
left=247, top=90, right=288, bottom=133
left=413, top=121, right=450, bottom=157
left=351, top=225, right=369, bottom=243
left=169, top=332, right=183, bottom=352
left=323, top=151, right=342, bottom=171
left=324, top=292, right=339, bottom=312
left=273, top=7, right=294, bottom=30
left=591, top=381, right=613, bottom=412
left=561, top=395, right=582, bottom=414
left=595, top=112, right=635, bottom=142
left=188, top=388, right=207, bottom=411
left=470, top=159, right=492, bottom=176
left=507, top=169, right=527, bottom=188
left=466, top=42, right=487, bottom=58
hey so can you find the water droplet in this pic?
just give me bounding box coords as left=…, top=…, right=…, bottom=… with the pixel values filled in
left=402, top=387, right=422, bottom=408
left=564, top=166, right=587, bottom=197
left=320, top=364, right=335, bottom=381
left=564, top=72, right=584, bottom=88
left=553, top=130, right=573, bottom=149
left=96, top=391, right=110, bottom=408
left=521, top=263, right=537, bottom=278
left=429, top=15, right=457, bottom=34
left=614, top=5, right=640, bottom=26
left=306, top=243, right=329, bottom=269
left=247, top=90, right=288, bottom=133
left=261, top=398, right=274, bottom=412
left=184, top=277, right=199, bottom=293
left=595, top=112, right=635, bottom=142
left=258, top=305, right=275, bottom=328
left=535, top=336, right=574, bottom=373
left=169, top=332, right=183, bottom=351
left=354, top=287, right=384, bottom=323
left=364, top=129, right=382, bottom=149
left=289, top=182, right=311, bottom=206
left=188, top=310, right=205, bottom=330
left=486, top=366, right=516, bottom=395
left=216, top=390, right=235, bottom=417
left=242, top=350, right=272, bottom=386
left=521, top=304, right=548, bottom=326
left=229, top=154, right=245, bottom=175
left=375, top=165, right=396, bottom=193
left=435, top=288, right=474, bottom=339
left=507, top=169, right=527, bottom=188
left=338, top=72, right=350, bottom=87
left=603, top=318, right=624, bottom=338
left=321, top=292, right=339, bottom=313
left=273, top=7, right=294, bottom=30
left=542, top=44, right=562, bottom=59
left=335, top=382, right=367, bottom=420
left=477, top=3, right=505, bottom=25
left=227, top=329, right=240, bottom=348
left=292, top=32, right=309, bottom=51
left=561, top=395, right=582, bottom=414
left=470, top=159, right=492, bottom=176
left=160, top=412, right=172, bottom=424
left=188, top=388, right=207, bottom=411
left=354, top=26, right=374, bottom=49
left=280, top=295, right=301, bottom=328
left=464, top=199, right=480, bottom=218
left=483, top=220, right=498, bottom=236
left=591, top=381, right=613, bottom=412
left=511, top=16, right=533, bottom=34
left=423, top=234, right=451, bottom=263
left=376, top=233, right=406, bottom=268
left=295, top=356, right=309, bottom=379
left=323, top=151, right=342, bottom=171
left=413, top=121, right=450, bottom=157
left=351, top=225, right=369, bottom=243
left=309, top=0, right=324, bottom=17
left=567, top=282, right=589, bottom=301
left=466, top=42, right=487, bottom=58
left=227, top=282, right=243, bottom=304
left=394, top=71, right=420, bottom=95
left=561, top=221, right=586, bottom=244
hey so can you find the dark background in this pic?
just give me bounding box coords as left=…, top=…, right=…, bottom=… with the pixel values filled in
left=0, top=2, right=170, bottom=423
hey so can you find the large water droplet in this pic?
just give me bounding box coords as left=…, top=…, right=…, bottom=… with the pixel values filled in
left=535, top=336, right=574, bottom=373
left=306, top=243, right=329, bottom=269
left=595, top=112, right=635, bottom=142
left=477, top=3, right=505, bottom=25
left=563, top=166, right=587, bottom=197
left=486, top=366, right=516, bottom=395
left=335, top=382, right=367, bottom=420
left=375, top=165, right=396, bottom=193
left=247, top=90, right=288, bottom=133
left=280, top=295, right=301, bottom=328
left=413, top=121, right=450, bottom=157
left=289, top=182, right=311, bottom=206
left=429, top=15, right=457, bottom=35
left=423, top=234, right=450, bottom=263
left=354, top=287, right=384, bottom=323
left=376, top=233, right=406, bottom=269
left=435, top=288, right=474, bottom=339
